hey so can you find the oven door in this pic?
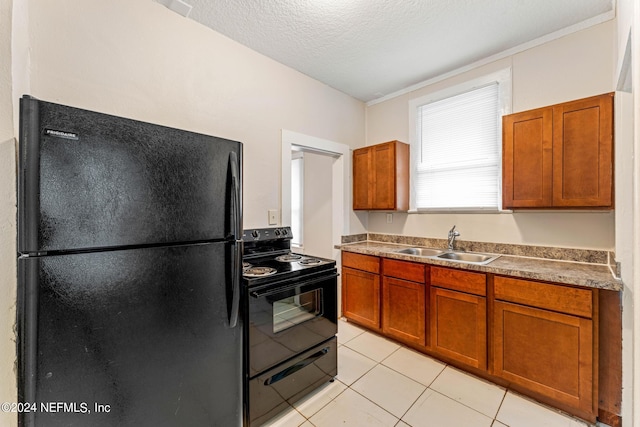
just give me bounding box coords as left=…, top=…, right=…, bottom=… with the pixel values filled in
left=247, top=271, right=338, bottom=377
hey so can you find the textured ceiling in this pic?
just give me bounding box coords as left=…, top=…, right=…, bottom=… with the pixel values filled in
left=185, top=0, right=614, bottom=102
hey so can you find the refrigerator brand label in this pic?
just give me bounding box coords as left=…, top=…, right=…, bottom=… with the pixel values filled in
left=44, top=129, right=78, bottom=140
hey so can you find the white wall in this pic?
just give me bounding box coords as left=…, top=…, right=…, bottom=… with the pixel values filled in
left=616, top=1, right=639, bottom=426
left=1, top=0, right=366, bottom=425
left=1, top=0, right=17, bottom=425
left=616, top=0, right=634, bottom=83
left=365, top=21, right=616, bottom=250
left=615, top=91, right=635, bottom=427
left=25, top=0, right=365, bottom=229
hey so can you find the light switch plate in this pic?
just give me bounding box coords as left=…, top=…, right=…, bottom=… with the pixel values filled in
left=386, top=213, right=393, bottom=223
left=268, top=209, right=278, bottom=225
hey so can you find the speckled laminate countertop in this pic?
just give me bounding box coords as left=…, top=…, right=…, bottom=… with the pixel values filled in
left=336, top=241, right=622, bottom=291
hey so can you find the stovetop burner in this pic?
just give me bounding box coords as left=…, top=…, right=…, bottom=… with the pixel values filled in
left=242, top=227, right=336, bottom=284
left=299, top=258, right=322, bottom=265
left=275, top=254, right=303, bottom=262
left=243, top=266, right=277, bottom=278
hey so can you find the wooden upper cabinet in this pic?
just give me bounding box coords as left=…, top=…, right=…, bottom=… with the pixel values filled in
left=503, top=93, right=613, bottom=209
left=552, top=94, right=613, bottom=207
left=503, top=107, right=553, bottom=208
left=353, top=148, right=371, bottom=210
left=352, top=140, right=409, bottom=211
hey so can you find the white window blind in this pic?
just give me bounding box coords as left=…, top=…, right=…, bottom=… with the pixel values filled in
left=415, top=83, right=500, bottom=210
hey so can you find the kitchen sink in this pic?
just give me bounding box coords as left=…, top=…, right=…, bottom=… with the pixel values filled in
left=435, top=251, right=500, bottom=265
left=395, top=247, right=445, bottom=257
left=394, top=247, right=499, bottom=265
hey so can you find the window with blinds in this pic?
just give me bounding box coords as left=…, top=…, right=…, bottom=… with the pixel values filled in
left=410, top=74, right=509, bottom=211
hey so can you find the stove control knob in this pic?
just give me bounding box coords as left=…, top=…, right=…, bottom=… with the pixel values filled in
left=281, top=229, right=288, bottom=235
left=274, top=229, right=281, bottom=236
left=251, top=230, right=259, bottom=239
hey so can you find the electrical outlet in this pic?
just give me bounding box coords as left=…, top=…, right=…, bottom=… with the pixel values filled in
left=268, top=209, right=278, bottom=225
left=386, top=213, right=393, bottom=223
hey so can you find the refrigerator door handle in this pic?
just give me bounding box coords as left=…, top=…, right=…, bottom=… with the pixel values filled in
left=18, top=258, right=38, bottom=427
left=229, top=242, right=241, bottom=328
left=18, top=96, right=41, bottom=253
left=229, top=151, right=241, bottom=240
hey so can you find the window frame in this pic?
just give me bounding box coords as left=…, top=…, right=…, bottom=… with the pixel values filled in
left=408, top=68, right=512, bottom=213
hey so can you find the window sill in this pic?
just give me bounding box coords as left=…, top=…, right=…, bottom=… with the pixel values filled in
left=408, top=208, right=513, bottom=214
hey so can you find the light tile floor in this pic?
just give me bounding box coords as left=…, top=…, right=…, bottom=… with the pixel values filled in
left=260, top=319, right=600, bottom=427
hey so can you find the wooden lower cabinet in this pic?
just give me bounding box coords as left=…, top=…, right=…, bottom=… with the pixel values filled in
left=492, top=300, right=595, bottom=416
left=430, top=287, right=486, bottom=369
left=342, top=267, right=381, bottom=330
left=382, top=277, right=426, bottom=346
left=340, top=255, right=611, bottom=424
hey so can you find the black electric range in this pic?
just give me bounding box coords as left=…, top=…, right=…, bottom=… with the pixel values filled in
left=241, top=227, right=338, bottom=426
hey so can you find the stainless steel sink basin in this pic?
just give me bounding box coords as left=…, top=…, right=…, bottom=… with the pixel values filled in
left=395, top=247, right=445, bottom=257
left=394, top=247, right=499, bottom=265
left=435, top=251, right=500, bottom=265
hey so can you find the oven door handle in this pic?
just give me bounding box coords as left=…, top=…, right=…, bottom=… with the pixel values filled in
left=263, top=346, right=330, bottom=386
left=249, top=272, right=339, bottom=299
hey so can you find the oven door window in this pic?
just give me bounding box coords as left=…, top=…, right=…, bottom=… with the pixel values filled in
left=273, top=289, right=322, bottom=333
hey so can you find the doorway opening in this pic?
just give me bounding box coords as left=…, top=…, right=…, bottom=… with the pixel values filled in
left=290, top=148, right=339, bottom=258
left=281, top=130, right=351, bottom=261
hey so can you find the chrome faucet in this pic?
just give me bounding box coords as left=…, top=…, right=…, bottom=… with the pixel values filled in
left=447, top=225, right=460, bottom=251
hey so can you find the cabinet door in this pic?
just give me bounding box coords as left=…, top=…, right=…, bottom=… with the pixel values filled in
left=382, top=277, right=426, bottom=346
left=371, top=142, right=396, bottom=209
left=552, top=93, right=613, bottom=207
left=493, top=301, right=594, bottom=414
left=342, top=267, right=380, bottom=330
left=502, top=107, right=553, bottom=208
left=353, top=147, right=371, bottom=210
left=430, top=287, right=486, bottom=369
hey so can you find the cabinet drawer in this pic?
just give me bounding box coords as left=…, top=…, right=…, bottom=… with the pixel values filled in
left=342, top=252, right=380, bottom=274
left=431, top=267, right=486, bottom=296
left=494, top=276, right=593, bottom=318
left=383, top=258, right=426, bottom=283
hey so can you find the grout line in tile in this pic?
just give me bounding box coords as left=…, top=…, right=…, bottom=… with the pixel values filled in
left=426, top=387, right=498, bottom=423
left=426, top=360, right=448, bottom=387
left=397, top=383, right=428, bottom=423
left=492, top=387, right=509, bottom=425
left=342, top=339, right=390, bottom=365
left=380, top=344, right=402, bottom=363
left=348, top=383, right=402, bottom=425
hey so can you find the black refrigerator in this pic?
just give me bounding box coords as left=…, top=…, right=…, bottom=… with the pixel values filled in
left=16, top=96, right=243, bottom=427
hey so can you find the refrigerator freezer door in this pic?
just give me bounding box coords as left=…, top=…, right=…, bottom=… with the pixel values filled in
left=18, top=242, right=242, bottom=427
left=18, top=97, right=243, bottom=253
